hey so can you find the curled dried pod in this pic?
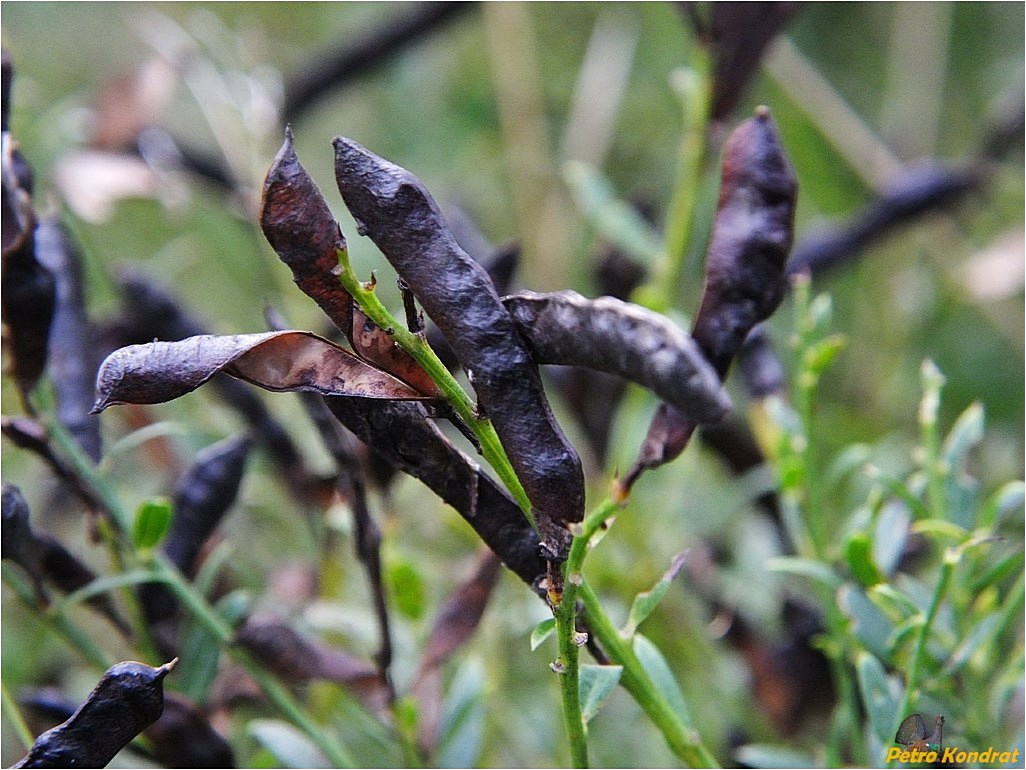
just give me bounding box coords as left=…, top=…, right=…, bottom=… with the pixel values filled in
left=625, top=107, right=797, bottom=490
left=260, top=126, right=353, bottom=336
left=503, top=290, right=730, bottom=424
left=332, top=137, right=584, bottom=560
left=691, top=106, right=797, bottom=377
left=13, top=659, right=176, bottom=769
left=261, top=129, right=439, bottom=396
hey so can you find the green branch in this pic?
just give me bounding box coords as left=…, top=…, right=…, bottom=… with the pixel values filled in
left=335, top=246, right=535, bottom=528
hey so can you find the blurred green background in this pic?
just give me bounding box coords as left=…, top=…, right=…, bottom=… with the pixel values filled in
left=2, top=3, right=1023, bottom=767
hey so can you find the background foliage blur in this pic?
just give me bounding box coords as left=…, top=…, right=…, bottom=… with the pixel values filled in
left=2, top=3, right=1023, bottom=766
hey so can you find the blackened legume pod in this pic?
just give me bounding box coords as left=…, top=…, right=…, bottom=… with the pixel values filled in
left=503, top=290, right=730, bottom=423
left=324, top=397, right=547, bottom=588
left=332, top=137, right=584, bottom=560
left=691, top=106, right=797, bottom=377
left=13, top=659, right=176, bottom=769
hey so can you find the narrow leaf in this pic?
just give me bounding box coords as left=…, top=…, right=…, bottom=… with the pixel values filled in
left=633, top=634, right=690, bottom=722
left=530, top=617, right=556, bottom=651
left=92, top=331, right=428, bottom=412
left=248, top=719, right=330, bottom=769
left=132, top=497, right=173, bottom=551
left=624, top=550, right=688, bottom=637
left=579, top=664, right=623, bottom=725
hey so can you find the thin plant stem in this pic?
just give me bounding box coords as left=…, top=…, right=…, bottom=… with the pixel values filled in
left=2, top=563, right=113, bottom=670
left=553, top=496, right=621, bottom=767
left=335, top=246, right=536, bottom=528
left=655, top=58, right=710, bottom=313
left=578, top=581, right=719, bottom=768
left=895, top=546, right=954, bottom=727
left=1, top=677, right=35, bottom=751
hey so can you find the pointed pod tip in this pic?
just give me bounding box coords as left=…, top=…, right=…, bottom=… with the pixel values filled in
left=157, top=657, right=179, bottom=678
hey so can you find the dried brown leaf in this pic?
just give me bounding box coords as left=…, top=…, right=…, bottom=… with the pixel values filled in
left=92, top=331, right=429, bottom=413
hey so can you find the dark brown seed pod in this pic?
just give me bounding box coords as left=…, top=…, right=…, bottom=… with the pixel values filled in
left=35, top=217, right=102, bottom=461
left=260, top=126, right=353, bottom=337
left=13, top=659, right=177, bottom=769
left=144, top=693, right=235, bottom=769
left=140, top=433, right=253, bottom=652
left=625, top=107, right=797, bottom=490
left=324, top=397, right=547, bottom=588
left=332, top=137, right=584, bottom=559
left=261, top=129, right=440, bottom=396
left=2, top=147, right=54, bottom=407
left=110, top=271, right=328, bottom=505
left=503, top=290, right=730, bottom=424
left=691, top=106, right=798, bottom=377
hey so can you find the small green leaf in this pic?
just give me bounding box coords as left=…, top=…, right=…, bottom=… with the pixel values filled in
left=942, top=401, right=985, bottom=468
left=855, top=651, right=902, bottom=747
left=132, top=497, right=173, bottom=551
left=845, top=532, right=884, bottom=587
left=579, top=664, right=623, bottom=725
left=530, top=617, right=556, bottom=651
left=838, top=584, right=894, bottom=661
left=943, top=614, right=1000, bottom=675
left=248, top=719, right=330, bottom=768
left=873, top=500, right=910, bottom=577
left=386, top=561, right=426, bottom=619
left=978, top=480, right=1025, bottom=530
left=633, top=634, right=690, bottom=722
left=801, top=333, right=846, bottom=378
left=623, top=551, right=687, bottom=637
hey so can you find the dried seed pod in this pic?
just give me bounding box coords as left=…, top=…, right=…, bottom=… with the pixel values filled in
left=324, top=397, right=547, bottom=588
left=626, top=107, right=797, bottom=489
left=13, top=659, right=176, bottom=769
left=261, top=129, right=440, bottom=396
left=260, top=126, right=353, bottom=336
left=144, top=693, right=235, bottom=769
left=166, top=433, right=252, bottom=572
left=2, top=137, right=54, bottom=406
left=503, top=290, right=730, bottom=423
left=333, top=137, right=584, bottom=559
left=691, top=106, right=797, bottom=377
left=136, top=434, right=250, bottom=649
left=6, top=480, right=129, bottom=633
left=35, top=217, right=102, bottom=461
left=694, top=3, right=802, bottom=122
left=736, top=324, right=785, bottom=398
left=91, top=331, right=427, bottom=412
left=111, top=271, right=328, bottom=504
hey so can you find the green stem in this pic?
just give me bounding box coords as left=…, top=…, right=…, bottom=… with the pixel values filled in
left=655, top=59, right=710, bottom=313
left=919, top=361, right=947, bottom=520
left=895, top=547, right=954, bottom=726
left=1, top=678, right=35, bottom=751
left=579, top=581, right=719, bottom=768
left=335, top=247, right=535, bottom=528
left=553, top=497, right=621, bottom=767
left=2, top=563, right=112, bottom=670
left=238, top=651, right=357, bottom=768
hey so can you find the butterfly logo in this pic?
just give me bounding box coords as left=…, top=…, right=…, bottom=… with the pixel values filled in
left=895, top=713, right=945, bottom=752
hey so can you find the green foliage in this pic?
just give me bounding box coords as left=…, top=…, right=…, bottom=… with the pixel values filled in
left=2, top=4, right=1022, bottom=768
